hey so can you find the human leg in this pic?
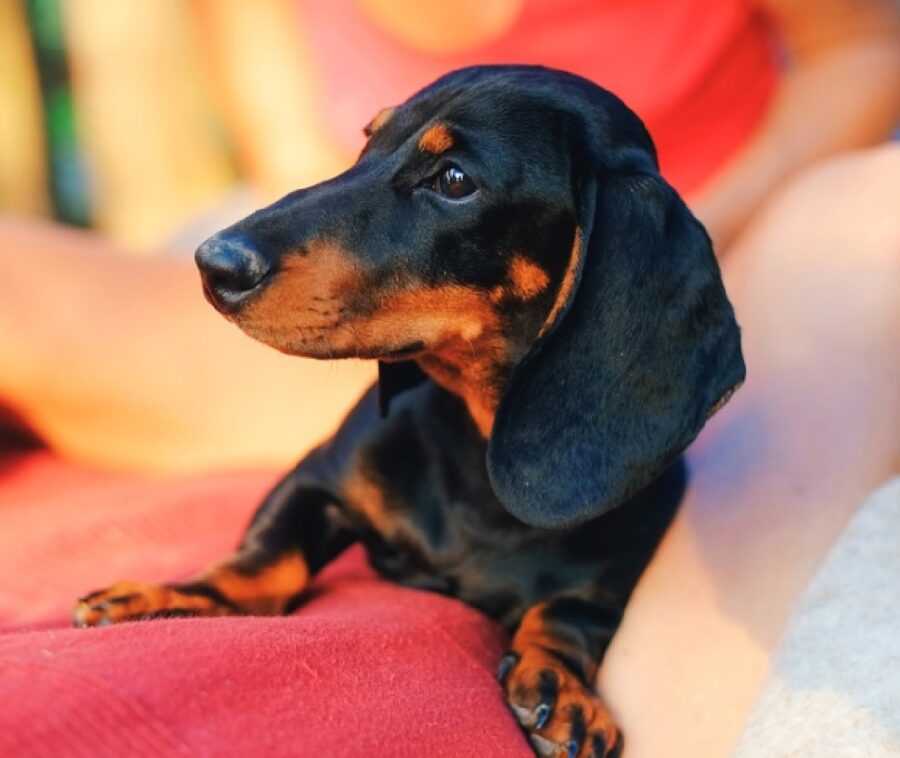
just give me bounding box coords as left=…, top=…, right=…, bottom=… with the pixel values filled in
left=600, top=145, right=900, bottom=757
left=0, top=216, right=375, bottom=471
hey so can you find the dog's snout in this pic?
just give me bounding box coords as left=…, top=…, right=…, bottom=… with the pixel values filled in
left=195, top=236, right=271, bottom=312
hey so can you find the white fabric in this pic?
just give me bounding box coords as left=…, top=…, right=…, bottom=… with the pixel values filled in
left=733, top=477, right=900, bottom=757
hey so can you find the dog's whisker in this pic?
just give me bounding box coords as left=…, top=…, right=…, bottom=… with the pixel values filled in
left=339, top=320, right=364, bottom=359
left=316, top=334, right=334, bottom=361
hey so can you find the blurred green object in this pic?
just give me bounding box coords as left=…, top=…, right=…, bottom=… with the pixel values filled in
left=25, top=0, right=91, bottom=226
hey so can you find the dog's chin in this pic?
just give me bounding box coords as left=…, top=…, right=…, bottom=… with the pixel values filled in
left=375, top=342, right=428, bottom=361
left=230, top=319, right=427, bottom=362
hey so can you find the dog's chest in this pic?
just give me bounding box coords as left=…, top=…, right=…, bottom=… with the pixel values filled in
left=347, top=478, right=606, bottom=629
left=321, top=383, right=619, bottom=627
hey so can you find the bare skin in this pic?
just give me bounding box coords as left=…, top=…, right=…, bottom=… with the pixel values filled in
left=0, top=217, right=375, bottom=471
left=691, top=0, right=900, bottom=248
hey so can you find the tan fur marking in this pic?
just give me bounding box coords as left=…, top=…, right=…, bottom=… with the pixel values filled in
left=71, top=553, right=311, bottom=626
left=200, top=553, right=309, bottom=615
left=343, top=470, right=394, bottom=534
left=418, top=123, right=454, bottom=153
left=376, top=285, right=497, bottom=342
left=511, top=602, right=558, bottom=653
left=508, top=255, right=550, bottom=300
left=367, top=106, right=396, bottom=135
left=506, top=601, right=620, bottom=750
left=504, top=644, right=619, bottom=750
left=72, top=581, right=230, bottom=626
left=372, top=285, right=507, bottom=436
left=381, top=286, right=505, bottom=435
left=539, top=227, right=583, bottom=338
left=231, top=243, right=507, bottom=435
left=234, top=240, right=361, bottom=350
left=418, top=336, right=503, bottom=438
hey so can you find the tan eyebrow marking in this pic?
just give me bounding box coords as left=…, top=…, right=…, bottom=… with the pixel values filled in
left=418, top=123, right=454, bottom=153
left=366, top=106, right=396, bottom=136
left=508, top=255, right=550, bottom=300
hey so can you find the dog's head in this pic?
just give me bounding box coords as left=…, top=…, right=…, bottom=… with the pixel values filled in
left=196, top=65, right=745, bottom=528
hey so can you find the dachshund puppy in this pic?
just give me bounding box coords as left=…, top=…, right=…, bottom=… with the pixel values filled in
left=74, top=66, right=744, bottom=758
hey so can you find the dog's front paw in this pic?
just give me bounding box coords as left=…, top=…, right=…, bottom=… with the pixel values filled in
left=497, top=650, right=622, bottom=758
left=72, top=581, right=230, bottom=627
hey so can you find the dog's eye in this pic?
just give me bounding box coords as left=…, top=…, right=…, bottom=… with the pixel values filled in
left=433, top=165, right=477, bottom=199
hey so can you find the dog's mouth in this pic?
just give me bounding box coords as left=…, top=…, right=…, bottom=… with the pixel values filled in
left=298, top=340, right=428, bottom=362
left=378, top=342, right=427, bottom=361
left=230, top=311, right=431, bottom=362
left=222, top=270, right=493, bottom=365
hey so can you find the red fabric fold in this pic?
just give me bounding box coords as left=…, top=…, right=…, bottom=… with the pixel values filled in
left=0, top=451, right=528, bottom=757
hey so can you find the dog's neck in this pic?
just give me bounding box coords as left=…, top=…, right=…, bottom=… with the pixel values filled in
left=413, top=278, right=565, bottom=437
left=416, top=329, right=530, bottom=438
left=417, top=350, right=506, bottom=437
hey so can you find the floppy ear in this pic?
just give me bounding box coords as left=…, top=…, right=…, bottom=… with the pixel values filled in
left=487, top=170, right=745, bottom=528
left=377, top=360, right=429, bottom=417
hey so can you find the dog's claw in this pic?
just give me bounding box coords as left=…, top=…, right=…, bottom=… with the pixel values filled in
left=529, top=734, right=558, bottom=758
left=497, top=652, right=519, bottom=684
left=607, top=734, right=623, bottom=758
left=71, top=582, right=170, bottom=627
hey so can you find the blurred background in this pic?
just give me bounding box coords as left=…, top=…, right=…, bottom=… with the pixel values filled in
left=0, top=0, right=788, bottom=252
left=5, top=0, right=599, bottom=252
left=1, top=0, right=351, bottom=251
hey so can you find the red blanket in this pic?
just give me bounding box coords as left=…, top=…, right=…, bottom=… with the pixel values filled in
left=0, top=451, right=529, bottom=756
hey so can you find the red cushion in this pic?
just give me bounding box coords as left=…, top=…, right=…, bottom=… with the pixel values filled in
left=0, top=451, right=529, bottom=756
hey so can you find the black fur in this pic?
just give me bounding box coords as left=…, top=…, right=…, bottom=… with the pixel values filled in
left=489, top=168, right=744, bottom=528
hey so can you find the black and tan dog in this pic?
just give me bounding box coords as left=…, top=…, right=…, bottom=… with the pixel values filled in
left=74, top=66, right=744, bottom=758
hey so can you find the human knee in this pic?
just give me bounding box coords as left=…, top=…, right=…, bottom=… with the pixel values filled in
left=738, top=145, right=900, bottom=271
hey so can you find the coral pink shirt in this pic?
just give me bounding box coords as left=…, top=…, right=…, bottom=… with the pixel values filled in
left=297, top=0, right=779, bottom=195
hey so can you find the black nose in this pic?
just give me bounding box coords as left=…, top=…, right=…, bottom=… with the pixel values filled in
left=195, top=236, right=271, bottom=312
